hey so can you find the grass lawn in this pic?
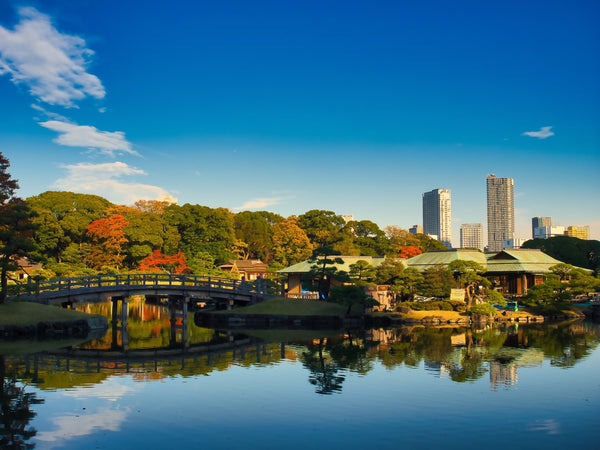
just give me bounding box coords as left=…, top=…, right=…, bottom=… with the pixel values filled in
left=215, top=297, right=347, bottom=316
left=0, top=301, right=97, bottom=326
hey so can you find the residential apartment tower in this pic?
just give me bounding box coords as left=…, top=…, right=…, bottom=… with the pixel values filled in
left=486, top=174, right=514, bottom=252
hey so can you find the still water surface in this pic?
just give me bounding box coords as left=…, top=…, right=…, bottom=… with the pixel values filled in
left=2, top=300, right=599, bottom=449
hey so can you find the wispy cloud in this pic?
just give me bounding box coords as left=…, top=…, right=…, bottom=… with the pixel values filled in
left=36, top=406, right=129, bottom=443
left=234, top=197, right=284, bottom=210
left=39, top=120, right=138, bottom=157
left=522, top=126, right=554, bottom=139
left=53, top=161, right=178, bottom=205
left=0, top=6, right=104, bottom=107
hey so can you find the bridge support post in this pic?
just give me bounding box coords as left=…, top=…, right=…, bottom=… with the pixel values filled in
left=169, top=295, right=190, bottom=348
left=111, top=295, right=129, bottom=351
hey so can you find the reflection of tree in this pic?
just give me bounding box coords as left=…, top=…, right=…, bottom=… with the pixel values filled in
left=520, top=322, right=600, bottom=368
left=301, top=338, right=345, bottom=395
left=0, top=356, right=43, bottom=449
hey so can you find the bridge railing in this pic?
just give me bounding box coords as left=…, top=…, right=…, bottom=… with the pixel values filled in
left=8, top=273, right=280, bottom=301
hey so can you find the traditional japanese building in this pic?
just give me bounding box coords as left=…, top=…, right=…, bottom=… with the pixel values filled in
left=219, top=259, right=270, bottom=281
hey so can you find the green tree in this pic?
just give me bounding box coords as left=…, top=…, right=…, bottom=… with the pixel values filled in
left=522, top=236, right=600, bottom=271
left=328, top=285, right=378, bottom=315
left=348, top=260, right=376, bottom=285
left=417, top=265, right=454, bottom=298
left=303, top=251, right=349, bottom=299
left=392, top=268, right=424, bottom=301
left=233, top=211, right=277, bottom=262
left=164, top=204, right=235, bottom=264
left=297, top=210, right=345, bottom=253
left=26, top=191, right=112, bottom=263
left=374, top=258, right=406, bottom=285
left=346, top=220, right=389, bottom=256
left=447, top=260, right=491, bottom=309
left=0, top=154, right=37, bottom=303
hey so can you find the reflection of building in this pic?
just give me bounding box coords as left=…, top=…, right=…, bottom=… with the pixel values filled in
left=423, top=188, right=452, bottom=248
left=490, top=361, right=518, bottom=389
left=565, top=225, right=590, bottom=240
left=487, top=174, right=514, bottom=252
left=460, top=223, right=483, bottom=250
left=219, top=259, right=269, bottom=281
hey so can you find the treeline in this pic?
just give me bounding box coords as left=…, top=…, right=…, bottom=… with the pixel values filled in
left=25, top=191, right=446, bottom=278
left=521, top=236, right=600, bottom=271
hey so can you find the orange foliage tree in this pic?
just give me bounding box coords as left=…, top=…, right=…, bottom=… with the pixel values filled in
left=399, top=246, right=422, bottom=259
left=138, top=249, right=190, bottom=274
left=86, top=214, right=129, bottom=269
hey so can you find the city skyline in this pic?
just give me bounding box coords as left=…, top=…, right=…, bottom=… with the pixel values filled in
left=1, top=1, right=599, bottom=244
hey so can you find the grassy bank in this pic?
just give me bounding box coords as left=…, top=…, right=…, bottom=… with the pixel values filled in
left=215, top=297, right=348, bottom=316
left=0, top=301, right=98, bottom=326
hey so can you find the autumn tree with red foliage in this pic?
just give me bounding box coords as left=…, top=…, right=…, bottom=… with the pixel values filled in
left=138, top=249, right=190, bottom=274
left=399, top=246, right=422, bottom=259
left=86, top=215, right=129, bottom=270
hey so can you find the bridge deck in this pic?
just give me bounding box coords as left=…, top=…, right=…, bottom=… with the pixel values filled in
left=9, top=273, right=280, bottom=305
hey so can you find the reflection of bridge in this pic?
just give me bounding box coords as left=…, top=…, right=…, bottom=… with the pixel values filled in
left=7, top=335, right=288, bottom=381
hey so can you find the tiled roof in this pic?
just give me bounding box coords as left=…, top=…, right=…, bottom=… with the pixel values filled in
left=278, top=256, right=390, bottom=273
left=405, top=248, right=565, bottom=274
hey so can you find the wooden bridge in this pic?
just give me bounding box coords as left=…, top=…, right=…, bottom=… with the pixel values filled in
left=8, top=273, right=281, bottom=307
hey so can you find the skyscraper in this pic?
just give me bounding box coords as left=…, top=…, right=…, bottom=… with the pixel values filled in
left=532, top=217, right=552, bottom=239
left=460, top=223, right=483, bottom=250
left=486, top=175, right=514, bottom=252
left=422, top=188, right=452, bottom=248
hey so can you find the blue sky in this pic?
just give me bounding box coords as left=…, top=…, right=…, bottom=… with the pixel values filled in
left=1, top=0, right=599, bottom=244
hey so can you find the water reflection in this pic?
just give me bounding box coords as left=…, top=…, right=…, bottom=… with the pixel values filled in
left=0, top=308, right=599, bottom=447
left=0, top=356, right=43, bottom=449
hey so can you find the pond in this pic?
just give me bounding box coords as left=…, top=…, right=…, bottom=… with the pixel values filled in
left=1, top=299, right=599, bottom=449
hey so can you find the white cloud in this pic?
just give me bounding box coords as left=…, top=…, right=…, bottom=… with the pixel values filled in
left=0, top=6, right=105, bottom=107
left=522, top=126, right=554, bottom=139
left=234, top=197, right=283, bottom=210
left=36, top=406, right=129, bottom=443
left=53, top=161, right=178, bottom=205
left=39, top=120, right=138, bottom=157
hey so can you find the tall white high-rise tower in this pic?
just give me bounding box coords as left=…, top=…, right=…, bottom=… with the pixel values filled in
left=422, top=188, right=452, bottom=248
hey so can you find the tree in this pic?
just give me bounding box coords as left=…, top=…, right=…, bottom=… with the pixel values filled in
left=447, top=260, right=490, bottom=309
left=271, top=217, right=313, bottom=266
left=0, top=153, right=37, bottom=304
left=86, top=215, right=129, bottom=270
left=374, top=258, right=406, bottom=285
left=303, top=251, right=349, bottom=299
left=392, top=268, right=424, bottom=301
left=233, top=211, right=277, bottom=262
left=26, top=191, right=112, bottom=263
left=345, top=220, right=389, bottom=256
left=0, top=200, right=37, bottom=303
left=328, top=285, right=378, bottom=315
left=138, top=249, right=190, bottom=274
left=297, top=210, right=345, bottom=253
left=164, top=204, right=235, bottom=265
left=348, top=260, right=376, bottom=285
left=399, top=246, right=422, bottom=259
left=522, top=236, right=600, bottom=271
left=417, top=265, right=454, bottom=298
